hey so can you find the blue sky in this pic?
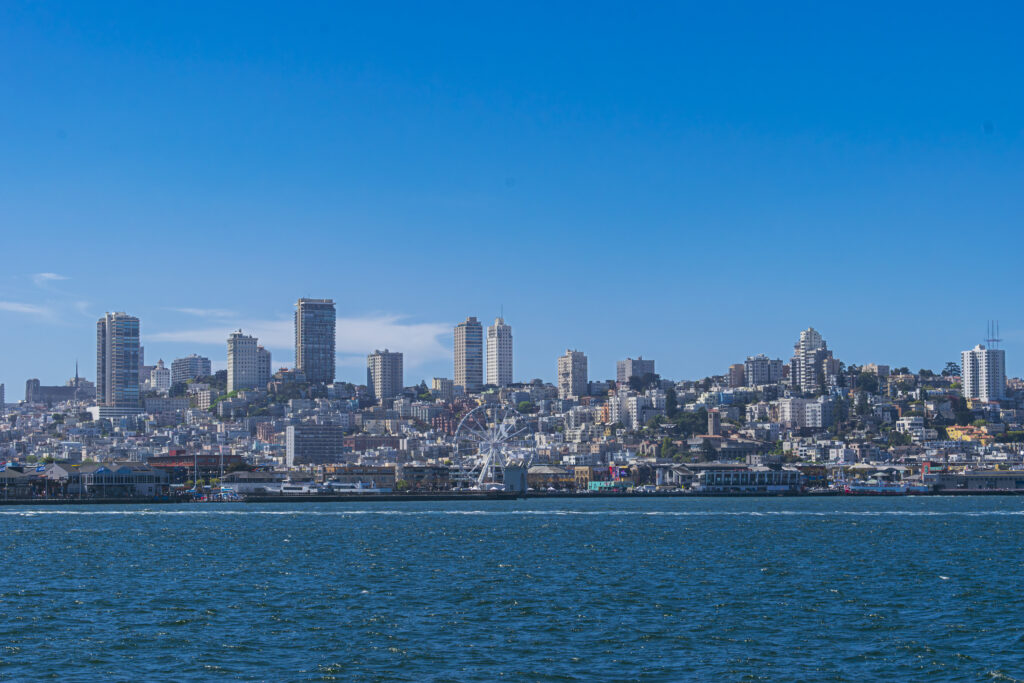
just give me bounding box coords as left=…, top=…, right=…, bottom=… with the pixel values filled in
left=2, top=3, right=1023, bottom=393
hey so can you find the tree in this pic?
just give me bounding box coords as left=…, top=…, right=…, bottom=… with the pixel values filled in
left=942, top=362, right=961, bottom=377
left=395, top=480, right=411, bottom=492
left=953, top=397, right=973, bottom=426
left=665, top=389, right=678, bottom=418
left=700, top=438, right=716, bottom=462
left=517, top=401, right=535, bottom=414
left=893, top=367, right=910, bottom=375
left=855, top=372, right=879, bottom=394
left=919, top=369, right=936, bottom=379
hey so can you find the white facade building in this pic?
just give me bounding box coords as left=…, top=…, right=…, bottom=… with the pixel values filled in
left=149, top=359, right=171, bottom=394
left=486, top=317, right=513, bottom=387
left=961, top=344, right=1006, bottom=402
left=227, top=330, right=261, bottom=392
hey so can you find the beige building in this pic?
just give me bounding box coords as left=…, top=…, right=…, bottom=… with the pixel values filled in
left=558, top=349, right=588, bottom=399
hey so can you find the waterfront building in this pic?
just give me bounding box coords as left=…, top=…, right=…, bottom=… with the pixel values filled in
left=961, top=344, right=1006, bottom=402
left=454, top=316, right=483, bottom=393
left=96, top=312, right=141, bottom=409
left=744, top=354, right=784, bottom=386
left=367, top=349, right=404, bottom=400
left=616, top=357, right=655, bottom=384
left=486, top=317, right=513, bottom=387
left=150, top=359, right=171, bottom=394
left=286, top=424, right=345, bottom=466
left=171, top=354, right=212, bottom=385
left=227, top=330, right=262, bottom=392
left=558, top=349, right=588, bottom=399
left=295, top=298, right=336, bottom=384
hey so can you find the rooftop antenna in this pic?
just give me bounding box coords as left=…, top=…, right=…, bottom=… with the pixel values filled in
left=986, top=320, right=1002, bottom=349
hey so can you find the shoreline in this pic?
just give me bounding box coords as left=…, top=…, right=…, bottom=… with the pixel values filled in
left=1, top=489, right=1023, bottom=505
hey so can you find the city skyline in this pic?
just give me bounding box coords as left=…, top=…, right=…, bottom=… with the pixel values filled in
left=0, top=300, right=1019, bottom=392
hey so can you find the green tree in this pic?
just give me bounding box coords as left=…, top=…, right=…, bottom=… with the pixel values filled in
left=665, top=389, right=678, bottom=418
left=855, top=372, right=879, bottom=394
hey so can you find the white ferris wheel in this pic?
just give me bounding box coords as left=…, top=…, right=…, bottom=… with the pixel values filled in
left=453, top=404, right=533, bottom=489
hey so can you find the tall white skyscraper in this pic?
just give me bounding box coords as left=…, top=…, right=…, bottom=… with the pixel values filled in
left=961, top=344, right=1005, bottom=403
left=367, top=349, right=404, bottom=400
left=454, top=316, right=483, bottom=393
left=790, top=327, right=836, bottom=394
left=558, top=349, right=588, bottom=399
left=96, top=312, right=141, bottom=408
left=227, top=330, right=261, bottom=392
left=486, top=317, right=513, bottom=387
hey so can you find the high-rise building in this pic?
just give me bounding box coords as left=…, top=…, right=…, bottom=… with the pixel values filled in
left=616, top=357, right=655, bottom=384
left=790, top=327, right=836, bottom=394
left=171, top=354, right=212, bottom=385
left=0, top=383, right=5, bottom=418
left=150, top=359, right=171, bottom=394
left=227, top=330, right=262, bottom=392
left=454, top=316, right=483, bottom=393
left=257, top=346, right=272, bottom=388
left=367, top=349, right=404, bottom=400
left=961, top=344, right=1006, bottom=403
left=486, top=317, right=513, bottom=387
left=728, top=364, right=745, bottom=387
left=96, top=312, right=141, bottom=408
left=295, top=298, right=336, bottom=384
left=744, top=354, right=785, bottom=386
left=558, top=349, right=588, bottom=399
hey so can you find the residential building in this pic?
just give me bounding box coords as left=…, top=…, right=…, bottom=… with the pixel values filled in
left=367, top=349, right=404, bottom=400
left=790, top=327, right=836, bottom=394
left=295, top=298, right=336, bottom=384
left=744, top=354, right=784, bottom=386
left=728, top=364, right=745, bottom=387
left=616, top=357, right=655, bottom=384
left=227, top=330, right=262, bottom=392
left=0, top=383, right=4, bottom=417
left=486, top=317, right=513, bottom=387
left=286, top=424, right=345, bottom=466
left=96, top=312, right=141, bottom=409
left=257, top=346, right=272, bottom=388
left=432, top=377, right=454, bottom=401
left=171, top=354, right=211, bottom=385
left=454, top=316, right=483, bottom=393
left=149, top=359, right=171, bottom=394
left=961, top=344, right=1006, bottom=403
left=558, top=350, right=588, bottom=399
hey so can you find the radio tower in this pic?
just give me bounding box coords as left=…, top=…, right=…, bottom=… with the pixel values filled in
left=985, top=320, right=1002, bottom=349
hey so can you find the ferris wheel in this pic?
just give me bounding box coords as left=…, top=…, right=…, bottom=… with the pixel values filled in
left=453, top=404, right=533, bottom=488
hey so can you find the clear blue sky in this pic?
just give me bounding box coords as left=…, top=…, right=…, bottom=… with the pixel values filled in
left=2, top=2, right=1023, bottom=393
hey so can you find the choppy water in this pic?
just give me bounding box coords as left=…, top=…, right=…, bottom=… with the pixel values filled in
left=1, top=496, right=1022, bottom=681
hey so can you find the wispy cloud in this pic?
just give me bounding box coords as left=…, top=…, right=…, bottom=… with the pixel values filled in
left=170, top=307, right=238, bottom=318
left=32, top=272, right=69, bottom=288
left=148, top=315, right=452, bottom=367
left=0, top=301, right=53, bottom=317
